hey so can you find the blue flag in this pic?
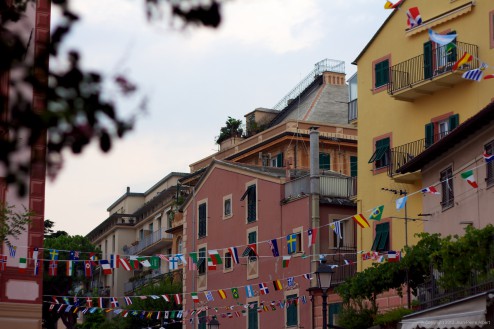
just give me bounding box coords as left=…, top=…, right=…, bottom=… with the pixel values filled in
left=286, top=234, right=297, bottom=254
left=268, top=239, right=279, bottom=257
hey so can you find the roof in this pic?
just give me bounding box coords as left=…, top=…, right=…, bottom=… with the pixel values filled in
left=397, top=101, right=494, bottom=173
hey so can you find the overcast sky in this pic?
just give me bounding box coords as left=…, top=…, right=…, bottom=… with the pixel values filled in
left=45, top=0, right=392, bottom=236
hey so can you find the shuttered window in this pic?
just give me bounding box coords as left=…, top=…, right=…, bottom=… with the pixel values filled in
left=371, top=222, right=389, bottom=252
left=375, top=59, right=389, bottom=88
left=368, top=137, right=390, bottom=169
left=320, top=152, right=331, bottom=170
left=486, top=141, right=494, bottom=187
left=198, top=203, right=207, bottom=238
left=286, top=294, right=298, bottom=326
left=248, top=301, right=258, bottom=329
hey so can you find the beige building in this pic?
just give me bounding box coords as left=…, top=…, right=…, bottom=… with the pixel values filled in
left=86, top=172, right=188, bottom=297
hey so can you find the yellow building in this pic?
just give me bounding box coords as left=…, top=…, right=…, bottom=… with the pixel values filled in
left=353, top=0, right=494, bottom=274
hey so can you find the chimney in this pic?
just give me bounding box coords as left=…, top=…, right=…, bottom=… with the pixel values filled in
left=309, top=126, right=320, bottom=287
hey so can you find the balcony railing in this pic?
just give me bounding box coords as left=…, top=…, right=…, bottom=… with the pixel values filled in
left=124, top=269, right=183, bottom=293
left=326, top=244, right=357, bottom=285
left=127, top=228, right=173, bottom=255
left=387, top=41, right=479, bottom=98
left=387, top=131, right=452, bottom=177
left=416, top=265, right=494, bottom=311
left=284, top=174, right=357, bottom=199
left=348, top=99, right=357, bottom=123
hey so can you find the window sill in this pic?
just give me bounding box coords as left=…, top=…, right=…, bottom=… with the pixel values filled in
left=223, top=214, right=233, bottom=220
left=441, top=203, right=454, bottom=212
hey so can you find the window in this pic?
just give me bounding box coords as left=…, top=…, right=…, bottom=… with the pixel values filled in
left=440, top=166, right=454, bottom=210
left=368, top=137, right=390, bottom=169
left=425, top=114, right=459, bottom=147
left=248, top=231, right=257, bottom=260
left=374, top=58, right=389, bottom=88
left=329, top=303, right=342, bottom=327
left=198, top=247, right=206, bottom=275
left=198, top=203, right=207, bottom=238
left=149, top=223, right=154, bottom=233
left=320, top=152, right=331, bottom=170
left=224, top=197, right=232, bottom=217
left=241, top=184, right=257, bottom=223
left=177, top=237, right=183, bottom=255
left=224, top=251, right=232, bottom=271
left=286, top=294, right=298, bottom=327
left=198, top=310, right=207, bottom=329
left=486, top=140, right=494, bottom=187
left=248, top=301, right=258, bottom=329
left=350, top=156, right=358, bottom=177
left=490, top=10, right=494, bottom=49
left=139, top=229, right=144, bottom=240
left=371, top=222, right=389, bottom=252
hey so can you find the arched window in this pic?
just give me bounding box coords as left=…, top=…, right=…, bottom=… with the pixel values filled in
left=177, top=236, right=183, bottom=255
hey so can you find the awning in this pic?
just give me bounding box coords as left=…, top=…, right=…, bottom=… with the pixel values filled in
left=406, top=2, right=474, bottom=37
left=400, top=293, right=488, bottom=329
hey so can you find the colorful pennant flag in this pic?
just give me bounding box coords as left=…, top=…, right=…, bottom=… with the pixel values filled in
left=303, top=273, right=312, bottom=280
left=384, top=0, right=404, bottom=9
left=406, top=7, right=422, bottom=28
left=428, top=29, right=457, bottom=46
left=18, top=257, right=27, bottom=273
left=109, top=254, right=119, bottom=269
left=421, top=186, right=440, bottom=195
left=149, top=256, right=160, bottom=270
left=286, top=234, right=297, bottom=254
left=207, top=257, right=216, bottom=270
left=218, top=289, right=227, bottom=299
left=119, top=258, right=132, bottom=271
left=84, top=260, right=92, bottom=277
left=307, top=228, right=317, bottom=248
left=462, top=63, right=487, bottom=81
left=388, top=251, right=401, bottom=262
left=191, top=293, right=200, bottom=303
left=228, top=247, right=239, bottom=264
left=241, top=244, right=258, bottom=257
left=49, top=260, right=58, bottom=276
left=129, top=256, right=139, bottom=269
left=69, top=250, right=79, bottom=260
left=330, top=221, right=343, bottom=239
left=282, top=255, right=291, bottom=268
left=204, top=291, right=214, bottom=302
left=483, top=151, right=494, bottom=163
left=259, top=283, right=269, bottom=295
left=34, top=259, right=40, bottom=275
left=268, top=239, right=280, bottom=257
left=66, top=260, right=74, bottom=276
left=208, top=250, right=223, bottom=265
left=100, top=260, right=112, bottom=275
left=369, top=205, right=384, bottom=221
left=484, top=74, right=494, bottom=80
left=174, top=294, right=182, bottom=305
left=273, top=280, right=283, bottom=291
left=452, top=52, right=473, bottom=71
left=245, top=285, right=255, bottom=298
left=231, top=287, right=240, bottom=299
left=138, top=257, right=151, bottom=267
left=461, top=170, right=478, bottom=188
left=31, top=247, right=39, bottom=265
left=352, top=214, right=370, bottom=228
left=110, top=297, right=119, bottom=308
left=169, top=256, right=179, bottom=270
left=8, top=245, right=16, bottom=258
left=396, top=196, right=408, bottom=210
left=124, top=297, right=132, bottom=305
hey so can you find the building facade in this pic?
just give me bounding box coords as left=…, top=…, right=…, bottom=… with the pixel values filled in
left=354, top=0, right=494, bottom=269
left=0, top=0, right=50, bottom=328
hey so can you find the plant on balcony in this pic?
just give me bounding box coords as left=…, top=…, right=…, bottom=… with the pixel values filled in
left=215, top=116, right=244, bottom=145
left=374, top=307, right=413, bottom=329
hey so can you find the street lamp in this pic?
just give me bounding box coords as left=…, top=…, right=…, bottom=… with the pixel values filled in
left=315, top=259, right=334, bottom=329
left=208, top=317, right=220, bottom=329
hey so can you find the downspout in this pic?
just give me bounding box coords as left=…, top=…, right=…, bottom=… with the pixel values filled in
left=310, top=127, right=320, bottom=329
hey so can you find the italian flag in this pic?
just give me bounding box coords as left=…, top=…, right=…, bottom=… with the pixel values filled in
left=19, top=257, right=27, bottom=273
left=461, top=170, right=478, bottom=188
left=191, top=292, right=199, bottom=303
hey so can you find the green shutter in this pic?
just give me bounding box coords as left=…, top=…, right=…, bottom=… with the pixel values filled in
left=320, top=152, right=331, bottom=170
left=198, top=311, right=207, bottom=329
left=286, top=294, right=298, bottom=326
left=329, top=303, right=342, bottom=326
left=368, top=138, right=390, bottom=164
left=449, top=114, right=459, bottom=130
left=425, top=122, right=434, bottom=148
left=350, top=156, right=358, bottom=177
left=277, top=152, right=284, bottom=167
left=248, top=231, right=257, bottom=244
left=424, top=41, right=433, bottom=79
left=248, top=302, right=258, bottom=329
left=446, top=31, right=457, bottom=63
left=377, top=222, right=389, bottom=251
left=375, top=60, right=389, bottom=88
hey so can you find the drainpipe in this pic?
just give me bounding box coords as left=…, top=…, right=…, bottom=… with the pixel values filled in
left=310, top=127, right=320, bottom=329
left=309, top=126, right=320, bottom=283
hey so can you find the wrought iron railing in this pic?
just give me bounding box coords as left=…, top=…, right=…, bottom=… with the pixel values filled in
left=348, top=99, right=357, bottom=123
left=387, top=131, right=452, bottom=177
left=416, top=266, right=494, bottom=311
left=387, top=41, right=479, bottom=95
left=128, top=228, right=173, bottom=255
left=273, top=59, right=345, bottom=111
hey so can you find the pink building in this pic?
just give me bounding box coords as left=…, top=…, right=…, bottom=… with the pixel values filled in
left=181, top=158, right=356, bottom=329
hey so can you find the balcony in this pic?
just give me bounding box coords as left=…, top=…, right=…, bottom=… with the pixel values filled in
left=387, top=41, right=479, bottom=101
left=127, top=228, right=173, bottom=255
left=348, top=99, right=357, bottom=123
left=284, top=173, right=357, bottom=200
left=387, top=131, right=452, bottom=178
left=124, top=269, right=183, bottom=294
